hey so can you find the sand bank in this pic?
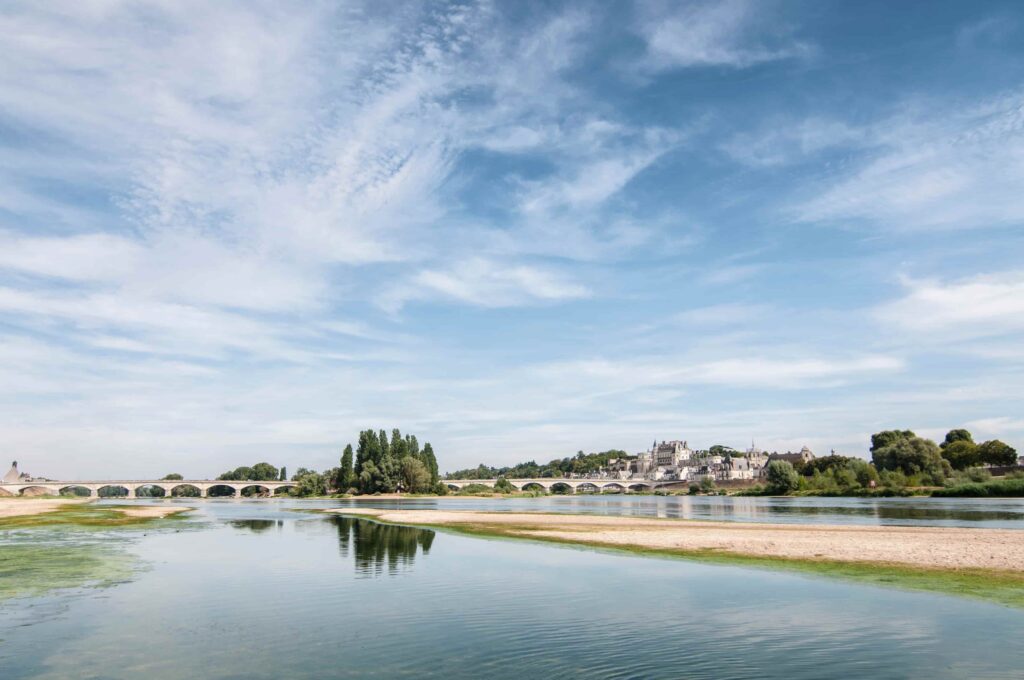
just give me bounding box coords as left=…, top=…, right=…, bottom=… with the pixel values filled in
left=328, top=508, right=1024, bottom=573
left=0, top=497, right=91, bottom=518
left=0, top=498, right=188, bottom=522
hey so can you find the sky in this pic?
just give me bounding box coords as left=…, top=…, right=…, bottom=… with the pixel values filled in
left=2, top=0, right=1024, bottom=479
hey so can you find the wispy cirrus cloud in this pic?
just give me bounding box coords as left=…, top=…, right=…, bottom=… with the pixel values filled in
left=635, top=0, right=812, bottom=70
left=791, top=90, right=1024, bottom=230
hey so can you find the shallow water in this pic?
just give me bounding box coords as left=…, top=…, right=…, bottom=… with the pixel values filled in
left=2, top=500, right=1023, bottom=679
left=321, top=493, right=1024, bottom=528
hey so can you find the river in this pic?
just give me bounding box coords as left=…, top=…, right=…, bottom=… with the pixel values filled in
left=2, top=497, right=1023, bottom=679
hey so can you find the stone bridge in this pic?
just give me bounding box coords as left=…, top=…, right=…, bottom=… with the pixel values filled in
left=444, top=478, right=673, bottom=493
left=0, top=480, right=296, bottom=498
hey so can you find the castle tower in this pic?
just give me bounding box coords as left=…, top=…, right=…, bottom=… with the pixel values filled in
left=3, top=461, right=21, bottom=484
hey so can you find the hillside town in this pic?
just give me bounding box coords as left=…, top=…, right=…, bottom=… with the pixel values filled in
left=586, top=440, right=818, bottom=484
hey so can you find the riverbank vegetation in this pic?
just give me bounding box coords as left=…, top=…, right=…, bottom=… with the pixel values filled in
left=446, top=450, right=630, bottom=480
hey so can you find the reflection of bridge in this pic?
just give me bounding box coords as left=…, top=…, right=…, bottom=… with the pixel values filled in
left=444, top=478, right=677, bottom=493
left=0, top=480, right=295, bottom=498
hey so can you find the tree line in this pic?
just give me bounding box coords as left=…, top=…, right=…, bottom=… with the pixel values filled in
left=446, top=449, right=630, bottom=480
left=757, top=428, right=1017, bottom=495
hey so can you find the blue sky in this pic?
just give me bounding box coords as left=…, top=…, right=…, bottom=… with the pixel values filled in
left=2, top=0, right=1023, bottom=478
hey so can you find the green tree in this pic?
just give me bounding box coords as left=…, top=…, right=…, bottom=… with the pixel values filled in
left=871, top=434, right=948, bottom=482
left=339, top=444, right=355, bottom=490
left=390, top=428, right=407, bottom=460
left=279, top=467, right=287, bottom=481
left=977, top=440, right=1018, bottom=466
left=941, top=440, right=980, bottom=470
left=251, top=462, right=279, bottom=481
left=220, top=466, right=255, bottom=481
left=941, top=429, right=974, bottom=448
left=294, top=470, right=326, bottom=497
left=765, top=460, right=800, bottom=494
left=399, top=456, right=432, bottom=493
left=870, top=430, right=916, bottom=453
left=359, top=460, right=382, bottom=494
left=421, top=443, right=439, bottom=483
left=378, top=429, right=390, bottom=465
left=162, top=473, right=183, bottom=480
left=494, top=477, right=515, bottom=493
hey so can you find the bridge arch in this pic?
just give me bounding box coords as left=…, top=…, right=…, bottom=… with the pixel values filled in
left=206, top=483, right=239, bottom=498
left=520, top=482, right=546, bottom=492
left=601, top=483, right=626, bottom=494
left=445, top=483, right=462, bottom=492
left=272, top=484, right=295, bottom=496
left=240, top=484, right=273, bottom=497
left=59, top=484, right=93, bottom=497
left=135, top=483, right=167, bottom=498
left=97, top=484, right=131, bottom=498
left=576, top=482, right=599, bottom=494
left=19, top=485, right=59, bottom=497
left=628, top=483, right=652, bottom=493
left=168, top=484, right=201, bottom=497
left=549, top=482, right=573, bottom=495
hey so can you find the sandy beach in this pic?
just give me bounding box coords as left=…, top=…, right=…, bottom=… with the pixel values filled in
left=330, top=508, right=1024, bottom=573
left=0, top=498, right=186, bottom=521
left=0, top=497, right=91, bottom=518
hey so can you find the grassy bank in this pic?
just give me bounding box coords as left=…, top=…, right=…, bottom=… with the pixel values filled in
left=932, top=478, right=1024, bottom=498
left=333, top=510, right=1024, bottom=609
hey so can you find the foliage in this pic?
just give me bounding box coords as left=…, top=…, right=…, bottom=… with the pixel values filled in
left=338, top=444, right=355, bottom=490
left=456, top=483, right=497, bottom=496
left=399, top=456, right=432, bottom=493
left=293, top=470, right=327, bottom=497
left=932, top=477, right=1024, bottom=498
left=699, top=477, right=717, bottom=493
left=351, top=428, right=439, bottom=494
left=493, top=477, right=515, bottom=493
left=446, top=449, right=631, bottom=480
left=942, top=429, right=974, bottom=447
left=765, top=460, right=800, bottom=494
left=870, top=431, right=948, bottom=483
left=162, top=473, right=183, bottom=480
left=941, top=440, right=980, bottom=470
left=977, top=439, right=1018, bottom=466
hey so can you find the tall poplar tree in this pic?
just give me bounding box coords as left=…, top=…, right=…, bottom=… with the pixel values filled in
left=339, top=444, right=354, bottom=490
left=422, top=443, right=439, bottom=484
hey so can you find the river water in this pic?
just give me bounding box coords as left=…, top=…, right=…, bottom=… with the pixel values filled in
left=2, top=497, right=1023, bottom=679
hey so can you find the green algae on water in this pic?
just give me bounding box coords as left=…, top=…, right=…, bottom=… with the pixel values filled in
left=0, top=542, right=136, bottom=602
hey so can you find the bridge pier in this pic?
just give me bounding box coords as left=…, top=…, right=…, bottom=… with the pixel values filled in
left=126, top=487, right=136, bottom=499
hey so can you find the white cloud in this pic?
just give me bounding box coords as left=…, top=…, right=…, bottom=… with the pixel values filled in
left=794, top=90, right=1024, bottom=230
left=636, top=0, right=811, bottom=70
left=539, top=353, right=903, bottom=391
left=379, top=257, right=590, bottom=311
left=722, top=118, right=865, bottom=166
left=875, top=271, right=1024, bottom=339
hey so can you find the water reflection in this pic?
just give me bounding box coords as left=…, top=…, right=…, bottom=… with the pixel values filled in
left=333, top=516, right=434, bottom=576
left=229, top=519, right=283, bottom=533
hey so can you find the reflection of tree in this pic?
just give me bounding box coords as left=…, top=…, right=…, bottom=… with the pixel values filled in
left=229, top=519, right=282, bottom=533
left=333, top=517, right=434, bottom=575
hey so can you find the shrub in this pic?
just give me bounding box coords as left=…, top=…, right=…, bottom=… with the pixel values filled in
left=932, top=478, right=1024, bottom=498
left=493, top=478, right=515, bottom=493
left=765, top=460, right=800, bottom=494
